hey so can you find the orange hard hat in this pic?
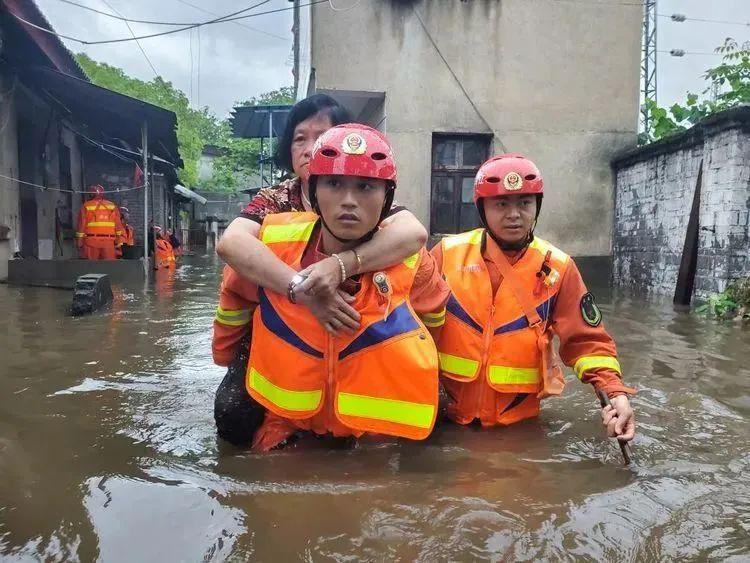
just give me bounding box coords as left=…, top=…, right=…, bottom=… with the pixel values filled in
left=307, top=123, right=397, bottom=241
left=308, top=123, right=396, bottom=184
left=474, top=154, right=543, bottom=204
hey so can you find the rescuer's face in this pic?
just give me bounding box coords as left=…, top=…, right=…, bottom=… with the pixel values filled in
left=315, top=175, right=388, bottom=240
left=483, top=194, right=537, bottom=245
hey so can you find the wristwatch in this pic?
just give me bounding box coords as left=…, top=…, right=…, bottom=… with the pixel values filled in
left=287, top=273, right=308, bottom=304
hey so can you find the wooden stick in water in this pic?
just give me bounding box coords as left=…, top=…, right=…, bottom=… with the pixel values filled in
left=596, top=389, right=633, bottom=466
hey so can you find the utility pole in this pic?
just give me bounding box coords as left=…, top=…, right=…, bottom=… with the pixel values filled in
left=641, top=0, right=658, bottom=137
left=141, top=121, right=149, bottom=276
left=292, top=0, right=300, bottom=99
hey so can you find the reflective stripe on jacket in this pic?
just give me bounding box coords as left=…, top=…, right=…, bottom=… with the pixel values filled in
left=246, top=212, right=439, bottom=440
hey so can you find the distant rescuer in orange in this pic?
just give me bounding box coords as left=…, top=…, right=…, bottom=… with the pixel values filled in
left=116, top=206, right=135, bottom=259
left=153, top=226, right=176, bottom=270
left=212, top=124, right=450, bottom=451
left=431, top=154, right=636, bottom=442
left=75, top=184, right=124, bottom=260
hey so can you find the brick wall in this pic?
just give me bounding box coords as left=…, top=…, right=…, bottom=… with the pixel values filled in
left=613, top=107, right=750, bottom=299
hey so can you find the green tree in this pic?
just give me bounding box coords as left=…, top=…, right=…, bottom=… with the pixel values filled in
left=77, top=52, right=294, bottom=192
left=75, top=53, right=223, bottom=186
left=644, top=38, right=750, bottom=143
left=237, top=86, right=295, bottom=107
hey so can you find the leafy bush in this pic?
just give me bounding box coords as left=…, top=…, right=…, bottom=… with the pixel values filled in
left=696, top=277, right=750, bottom=320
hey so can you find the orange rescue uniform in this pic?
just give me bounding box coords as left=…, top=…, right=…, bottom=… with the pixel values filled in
left=75, top=198, right=124, bottom=260
left=431, top=229, right=634, bottom=427
left=213, top=212, right=450, bottom=450
left=154, top=238, right=176, bottom=269
left=116, top=224, right=135, bottom=258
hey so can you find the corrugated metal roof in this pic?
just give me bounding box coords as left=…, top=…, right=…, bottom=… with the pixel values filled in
left=22, top=66, right=182, bottom=168
left=3, top=0, right=88, bottom=79
left=174, top=184, right=207, bottom=204
left=230, top=105, right=292, bottom=139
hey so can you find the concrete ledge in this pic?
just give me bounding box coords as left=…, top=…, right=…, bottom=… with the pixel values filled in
left=7, top=259, right=148, bottom=289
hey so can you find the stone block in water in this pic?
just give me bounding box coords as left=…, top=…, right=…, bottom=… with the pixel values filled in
left=71, top=274, right=113, bottom=316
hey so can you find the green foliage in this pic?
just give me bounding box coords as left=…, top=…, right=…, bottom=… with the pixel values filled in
left=695, top=293, right=738, bottom=318
left=76, top=53, right=223, bottom=187
left=696, top=277, right=750, bottom=320
left=644, top=38, right=750, bottom=144
left=76, top=53, right=294, bottom=192
left=236, top=86, right=295, bottom=107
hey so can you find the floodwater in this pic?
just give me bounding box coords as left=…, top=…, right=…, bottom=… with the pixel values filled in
left=1, top=254, right=749, bottom=561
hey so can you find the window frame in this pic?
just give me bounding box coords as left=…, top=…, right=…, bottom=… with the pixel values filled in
left=430, top=134, right=491, bottom=235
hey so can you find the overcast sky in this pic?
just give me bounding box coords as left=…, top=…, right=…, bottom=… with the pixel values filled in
left=35, top=0, right=750, bottom=120
left=36, top=0, right=296, bottom=118
left=659, top=0, right=749, bottom=107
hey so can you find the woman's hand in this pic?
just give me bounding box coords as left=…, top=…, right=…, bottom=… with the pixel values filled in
left=295, top=256, right=344, bottom=298
left=295, top=288, right=361, bottom=335
left=600, top=395, right=636, bottom=442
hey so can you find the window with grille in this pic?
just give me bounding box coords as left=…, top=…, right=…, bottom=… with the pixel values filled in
left=430, top=135, right=490, bottom=235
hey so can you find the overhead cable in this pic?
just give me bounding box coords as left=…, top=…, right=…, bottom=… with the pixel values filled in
left=0, top=171, right=144, bottom=194
left=6, top=0, right=329, bottom=45
left=172, top=0, right=287, bottom=41
left=54, top=0, right=267, bottom=27
left=99, top=0, right=159, bottom=78
left=658, top=13, right=750, bottom=27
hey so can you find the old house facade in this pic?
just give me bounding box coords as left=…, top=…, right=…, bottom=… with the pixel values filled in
left=296, top=0, right=642, bottom=272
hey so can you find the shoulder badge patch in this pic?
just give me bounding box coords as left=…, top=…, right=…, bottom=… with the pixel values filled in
left=580, top=292, right=602, bottom=327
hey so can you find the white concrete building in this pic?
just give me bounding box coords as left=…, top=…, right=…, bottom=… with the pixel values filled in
left=296, top=0, right=642, bottom=268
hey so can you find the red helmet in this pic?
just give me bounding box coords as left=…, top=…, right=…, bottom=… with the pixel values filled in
left=308, top=123, right=396, bottom=185
left=474, top=154, right=543, bottom=203
left=90, top=184, right=105, bottom=197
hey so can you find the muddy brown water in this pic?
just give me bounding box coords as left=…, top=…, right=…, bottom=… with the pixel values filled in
left=1, top=254, right=749, bottom=561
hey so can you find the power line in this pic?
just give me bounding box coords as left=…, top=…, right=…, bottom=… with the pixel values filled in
left=58, top=0, right=296, bottom=41
left=196, top=25, right=201, bottom=107
left=172, top=0, right=287, bottom=42
left=6, top=0, right=319, bottom=46
left=412, top=7, right=505, bottom=152
left=55, top=0, right=253, bottom=27
left=188, top=28, right=194, bottom=101
left=99, top=0, right=159, bottom=78
left=0, top=171, right=144, bottom=194
left=658, top=13, right=750, bottom=27
left=26, top=0, right=326, bottom=45
left=658, top=49, right=724, bottom=57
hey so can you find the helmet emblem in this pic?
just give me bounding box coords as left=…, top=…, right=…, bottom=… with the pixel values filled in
left=342, top=133, right=367, bottom=155
left=503, top=172, right=523, bottom=191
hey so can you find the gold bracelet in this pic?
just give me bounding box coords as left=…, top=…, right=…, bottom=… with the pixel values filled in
left=351, top=248, right=363, bottom=274
left=331, top=253, right=347, bottom=283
